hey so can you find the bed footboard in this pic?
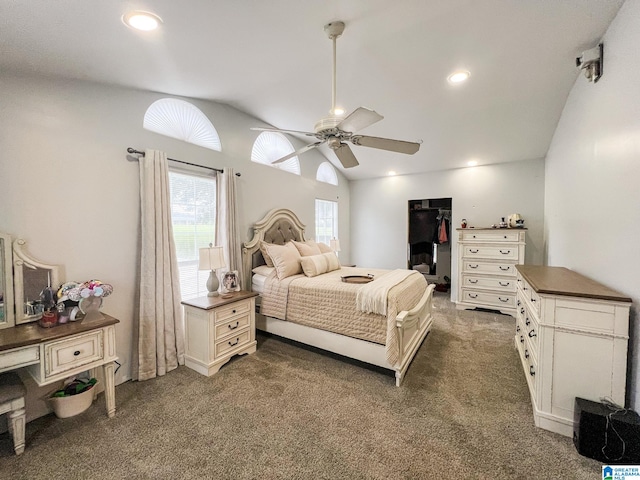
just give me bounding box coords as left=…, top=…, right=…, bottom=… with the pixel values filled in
left=392, top=283, right=436, bottom=386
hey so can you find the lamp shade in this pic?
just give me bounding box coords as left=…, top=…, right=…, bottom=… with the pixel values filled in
left=198, top=246, right=225, bottom=270
left=330, top=238, right=341, bottom=252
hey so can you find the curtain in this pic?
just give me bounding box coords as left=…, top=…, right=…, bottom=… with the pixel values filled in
left=215, top=168, right=244, bottom=289
left=135, top=149, right=185, bottom=381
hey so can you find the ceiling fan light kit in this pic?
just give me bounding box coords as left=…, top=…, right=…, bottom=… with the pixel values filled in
left=251, top=20, right=421, bottom=168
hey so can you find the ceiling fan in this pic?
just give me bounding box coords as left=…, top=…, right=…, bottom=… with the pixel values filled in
left=251, top=21, right=421, bottom=169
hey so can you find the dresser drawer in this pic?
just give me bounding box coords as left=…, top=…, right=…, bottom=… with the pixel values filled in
left=45, top=330, right=104, bottom=377
left=215, top=314, right=251, bottom=339
left=0, top=345, right=40, bottom=373
left=214, top=299, right=251, bottom=324
left=461, top=275, right=516, bottom=292
left=462, top=245, right=520, bottom=261
left=461, top=231, right=521, bottom=242
left=462, top=261, right=517, bottom=277
left=461, top=289, right=516, bottom=308
left=214, top=328, right=251, bottom=358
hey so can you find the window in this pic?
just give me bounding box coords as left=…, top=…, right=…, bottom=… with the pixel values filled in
left=144, top=98, right=222, bottom=151
left=316, top=162, right=338, bottom=185
left=315, top=199, right=338, bottom=245
left=251, top=131, right=300, bottom=175
left=169, top=171, right=216, bottom=300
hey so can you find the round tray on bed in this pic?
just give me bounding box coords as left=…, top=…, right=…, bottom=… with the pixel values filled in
left=341, top=274, right=374, bottom=284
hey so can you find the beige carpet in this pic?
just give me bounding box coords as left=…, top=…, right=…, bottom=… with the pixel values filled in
left=0, top=293, right=602, bottom=479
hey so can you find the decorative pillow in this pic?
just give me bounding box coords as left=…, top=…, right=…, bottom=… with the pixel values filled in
left=292, top=240, right=322, bottom=257
left=300, top=253, right=341, bottom=277
left=317, top=242, right=332, bottom=254
left=263, top=242, right=302, bottom=279
left=252, top=265, right=275, bottom=277
left=259, top=241, right=275, bottom=267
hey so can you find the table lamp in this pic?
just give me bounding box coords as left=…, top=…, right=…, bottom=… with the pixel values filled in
left=198, top=244, right=226, bottom=297
left=330, top=238, right=341, bottom=258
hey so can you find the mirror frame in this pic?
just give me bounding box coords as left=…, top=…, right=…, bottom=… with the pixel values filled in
left=13, top=238, right=62, bottom=325
left=0, top=232, right=16, bottom=329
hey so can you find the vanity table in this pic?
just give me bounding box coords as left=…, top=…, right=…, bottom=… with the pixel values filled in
left=0, top=314, right=119, bottom=417
left=0, top=232, right=119, bottom=418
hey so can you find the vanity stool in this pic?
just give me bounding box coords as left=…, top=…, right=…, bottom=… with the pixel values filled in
left=0, top=372, right=26, bottom=455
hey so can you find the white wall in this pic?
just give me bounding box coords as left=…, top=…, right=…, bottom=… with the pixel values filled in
left=544, top=0, right=640, bottom=409
left=0, top=73, right=350, bottom=417
left=350, top=158, right=545, bottom=302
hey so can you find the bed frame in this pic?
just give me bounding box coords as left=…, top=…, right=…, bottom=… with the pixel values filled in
left=242, top=208, right=435, bottom=386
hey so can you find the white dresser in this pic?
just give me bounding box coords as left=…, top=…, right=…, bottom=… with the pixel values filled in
left=515, top=265, right=631, bottom=437
left=456, top=228, right=526, bottom=316
left=182, top=291, right=258, bottom=377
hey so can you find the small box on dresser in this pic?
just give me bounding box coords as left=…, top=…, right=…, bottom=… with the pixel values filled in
left=182, top=291, right=258, bottom=377
left=456, top=228, right=526, bottom=316
left=515, top=265, right=631, bottom=437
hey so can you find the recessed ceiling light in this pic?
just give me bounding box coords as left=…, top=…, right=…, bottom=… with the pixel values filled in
left=122, top=11, right=163, bottom=31
left=388, top=171, right=396, bottom=176
left=448, top=70, right=471, bottom=84
left=467, top=160, right=478, bottom=167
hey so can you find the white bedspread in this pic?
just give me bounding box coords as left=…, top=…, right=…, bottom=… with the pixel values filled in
left=356, top=269, right=419, bottom=315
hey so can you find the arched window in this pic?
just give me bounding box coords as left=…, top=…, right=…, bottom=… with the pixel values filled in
left=316, top=162, right=338, bottom=185
left=143, top=98, right=222, bottom=151
left=251, top=132, right=300, bottom=175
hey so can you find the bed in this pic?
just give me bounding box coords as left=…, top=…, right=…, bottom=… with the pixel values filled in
left=242, top=208, right=435, bottom=386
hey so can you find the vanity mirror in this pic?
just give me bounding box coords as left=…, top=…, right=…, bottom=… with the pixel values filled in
left=0, top=232, right=62, bottom=328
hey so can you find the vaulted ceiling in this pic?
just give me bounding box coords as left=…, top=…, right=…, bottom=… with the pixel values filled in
left=0, top=1, right=623, bottom=179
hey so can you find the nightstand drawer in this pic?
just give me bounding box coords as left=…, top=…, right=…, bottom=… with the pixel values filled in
left=214, top=328, right=251, bottom=358
left=461, top=289, right=516, bottom=308
left=462, top=245, right=520, bottom=261
left=461, top=275, right=516, bottom=292
left=214, top=299, right=251, bottom=324
left=45, top=330, right=104, bottom=377
left=462, top=261, right=517, bottom=277
left=215, top=314, right=251, bottom=339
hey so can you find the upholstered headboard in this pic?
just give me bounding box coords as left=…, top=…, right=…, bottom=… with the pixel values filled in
left=242, top=208, right=307, bottom=288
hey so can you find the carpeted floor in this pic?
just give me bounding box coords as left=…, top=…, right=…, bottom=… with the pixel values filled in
left=0, top=293, right=602, bottom=479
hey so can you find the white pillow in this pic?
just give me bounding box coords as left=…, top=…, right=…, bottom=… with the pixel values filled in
left=317, top=242, right=332, bottom=254
left=262, top=242, right=302, bottom=279
left=252, top=265, right=275, bottom=277
left=300, top=253, right=341, bottom=277
left=291, top=240, right=322, bottom=257
left=259, top=241, right=275, bottom=267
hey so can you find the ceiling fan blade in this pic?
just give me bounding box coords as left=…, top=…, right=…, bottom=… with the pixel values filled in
left=272, top=141, right=324, bottom=164
left=336, top=107, right=384, bottom=133
left=333, top=143, right=359, bottom=168
left=351, top=135, right=421, bottom=155
left=251, top=127, right=318, bottom=138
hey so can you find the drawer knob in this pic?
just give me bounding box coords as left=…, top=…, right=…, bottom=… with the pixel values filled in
left=74, top=350, right=81, bottom=356
left=228, top=338, right=240, bottom=347
left=525, top=318, right=531, bottom=326
left=520, top=335, right=524, bottom=343
left=232, top=309, right=236, bottom=314
left=520, top=308, right=525, bottom=314
left=469, top=293, right=478, bottom=299
left=528, top=330, right=536, bottom=338
left=517, top=300, right=521, bottom=306
left=525, top=349, right=529, bottom=359
left=503, top=235, right=507, bottom=239
left=469, top=279, right=478, bottom=284
left=499, top=282, right=510, bottom=287
left=498, top=297, right=508, bottom=302
left=530, top=298, right=536, bottom=303
left=499, top=266, right=510, bottom=271
left=499, top=250, right=511, bottom=255
left=228, top=321, right=239, bottom=330
left=469, top=264, right=478, bottom=269
left=529, top=365, right=535, bottom=376
left=516, top=325, right=520, bottom=332
left=469, top=249, right=479, bottom=254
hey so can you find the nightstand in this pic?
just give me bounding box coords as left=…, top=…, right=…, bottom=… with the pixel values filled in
left=182, top=291, right=258, bottom=376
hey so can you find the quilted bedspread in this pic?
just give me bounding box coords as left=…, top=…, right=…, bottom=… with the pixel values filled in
left=260, top=267, right=427, bottom=366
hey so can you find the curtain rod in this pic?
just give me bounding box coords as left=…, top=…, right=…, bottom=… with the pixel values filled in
left=126, top=148, right=241, bottom=176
